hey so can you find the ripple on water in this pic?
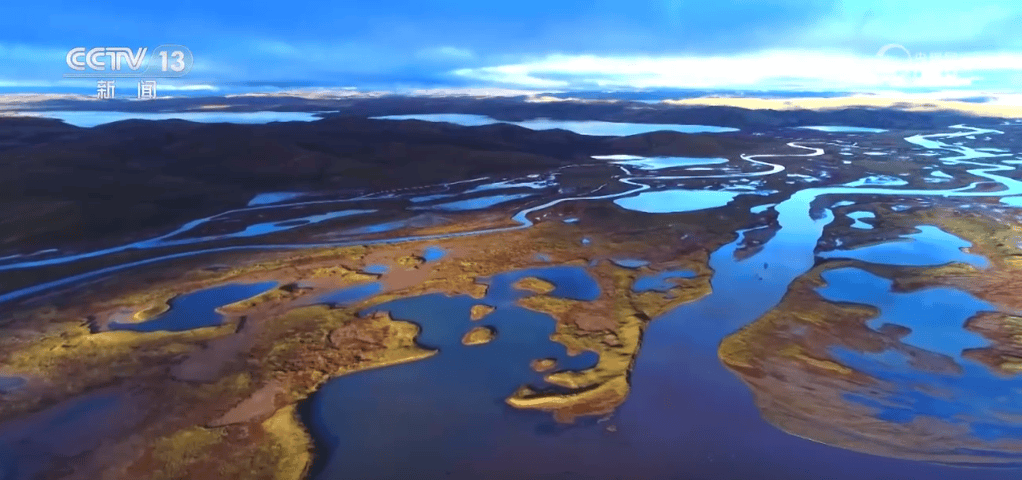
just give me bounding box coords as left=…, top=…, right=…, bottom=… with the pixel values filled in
left=108, top=282, right=277, bottom=333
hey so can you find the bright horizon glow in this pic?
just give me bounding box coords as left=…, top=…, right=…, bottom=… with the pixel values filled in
left=2, top=0, right=1021, bottom=95
left=453, top=50, right=1022, bottom=91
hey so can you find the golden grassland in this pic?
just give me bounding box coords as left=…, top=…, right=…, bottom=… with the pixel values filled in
left=462, top=326, right=496, bottom=345
left=507, top=253, right=711, bottom=423
left=0, top=216, right=726, bottom=479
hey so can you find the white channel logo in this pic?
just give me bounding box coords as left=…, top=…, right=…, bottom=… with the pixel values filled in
left=64, top=45, right=193, bottom=78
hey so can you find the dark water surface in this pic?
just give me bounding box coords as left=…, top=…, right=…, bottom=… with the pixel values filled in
left=108, top=282, right=276, bottom=332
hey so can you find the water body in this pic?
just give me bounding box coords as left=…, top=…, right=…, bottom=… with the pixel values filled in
left=750, top=203, right=776, bottom=214
left=464, top=178, right=555, bottom=193
left=480, top=266, right=601, bottom=302
left=303, top=289, right=600, bottom=480
left=409, top=193, right=458, bottom=203
left=798, top=126, right=888, bottom=133
left=373, top=113, right=739, bottom=136
left=0, top=377, right=26, bottom=394
left=314, top=282, right=383, bottom=306
left=614, top=190, right=740, bottom=213
left=1001, top=196, right=1022, bottom=207
left=847, top=211, right=875, bottom=229
left=0, top=389, right=144, bottom=480
left=592, top=155, right=729, bottom=170
left=818, top=268, right=993, bottom=357
left=425, top=193, right=534, bottom=211
left=304, top=126, right=1022, bottom=478
left=844, top=175, right=909, bottom=187
left=30, top=111, right=323, bottom=128
left=108, top=282, right=276, bottom=333
left=6, top=124, right=1022, bottom=477
left=422, top=246, right=447, bottom=262
left=833, top=347, right=1022, bottom=445
left=819, top=225, right=990, bottom=268
left=632, top=270, right=697, bottom=292
left=361, top=265, right=389, bottom=275
left=609, top=259, right=650, bottom=269
left=248, top=192, right=305, bottom=206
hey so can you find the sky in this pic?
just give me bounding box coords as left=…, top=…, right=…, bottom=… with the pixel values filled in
left=1, top=0, right=1021, bottom=95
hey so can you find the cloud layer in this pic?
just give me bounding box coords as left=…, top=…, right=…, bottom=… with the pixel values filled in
left=2, top=0, right=1020, bottom=92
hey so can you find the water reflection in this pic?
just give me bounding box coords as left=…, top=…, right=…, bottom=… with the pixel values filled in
left=108, top=282, right=276, bottom=332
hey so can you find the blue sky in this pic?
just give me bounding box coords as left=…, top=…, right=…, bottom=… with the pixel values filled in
left=2, top=0, right=1021, bottom=94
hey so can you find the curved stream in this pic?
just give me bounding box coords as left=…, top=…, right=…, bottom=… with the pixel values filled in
left=4, top=124, right=1022, bottom=477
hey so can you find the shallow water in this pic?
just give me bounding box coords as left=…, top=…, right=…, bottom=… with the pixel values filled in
left=422, top=246, right=447, bottom=262
left=0, top=389, right=146, bottom=480
left=818, top=268, right=993, bottom=357
left=109, top=282, right=276, bottom=332
left=632, top=270, right=697, bottom=292
left=314, top=282, right=383, bottom=306
left=609, top=258, right=649, bottom=269
left=361, top=265, right=389, bottom=275
left=819, top=225, right=990, bottom=268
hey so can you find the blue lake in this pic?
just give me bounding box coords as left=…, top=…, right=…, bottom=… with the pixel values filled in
left=819, top=225, right=990, bottom=268
left=592, top=155, right=730, bottom=170
left=614, top=190, right=740, bottom=213
left=108, top=282, right=276, bottom=332
left=302, top=267, right=602, bottom=479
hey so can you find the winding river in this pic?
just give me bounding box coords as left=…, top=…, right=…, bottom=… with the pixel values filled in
left=4, top=123, right=1022, bottom=477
